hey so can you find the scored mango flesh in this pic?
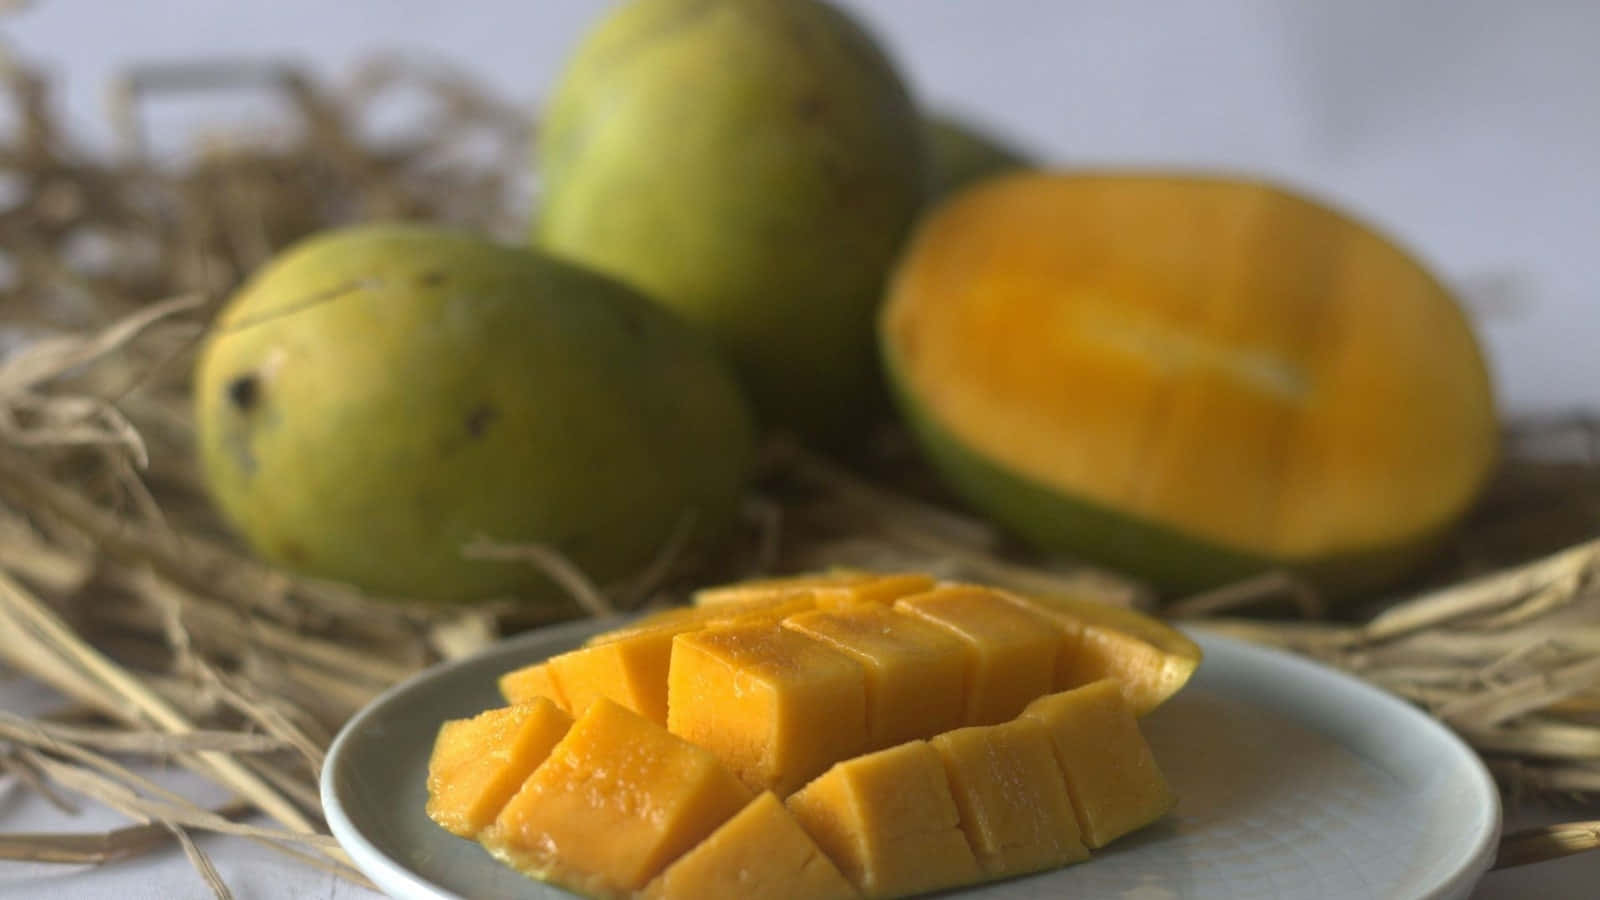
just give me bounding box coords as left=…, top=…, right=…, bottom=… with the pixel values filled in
left=427, top=571, right=1196, bottom=898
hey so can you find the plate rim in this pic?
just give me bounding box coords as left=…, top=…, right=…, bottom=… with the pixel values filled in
left=321, top=618, right=1502, bottom=900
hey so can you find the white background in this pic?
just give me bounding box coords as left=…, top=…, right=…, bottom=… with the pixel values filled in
left=2, top=1, right=1598, bottom=897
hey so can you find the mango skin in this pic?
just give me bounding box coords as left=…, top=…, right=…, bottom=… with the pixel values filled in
left=535, top=0, right=926, bottom=442
left=194, top=225, right=754, bottom=606
left=923, top=114, right=1030, bottom=204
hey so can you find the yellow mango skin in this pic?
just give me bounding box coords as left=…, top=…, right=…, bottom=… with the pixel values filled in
left=425, top=699, right=573, bottom=837
left=894, top=587, right=1059, bottom=725
left=668, top=623, right=869, bottom=795
left=195, top=225, right=754, bottom=605
left=486, top=698, right=751, bottom=897
left=998, top=590, right=1201, bottom=716
left=882, top=172, right=1497, bottom=595
left=1022, top=680, right=1176, bottom=849
left=786, top=741, right=982, bottom=899
left=930, top=718, right=1088, bottom=878
left=783, top=604, right=967, bottom=750
left=644, top=792, right=860, bottom=900
left=536, top=0, right=926, bottom=441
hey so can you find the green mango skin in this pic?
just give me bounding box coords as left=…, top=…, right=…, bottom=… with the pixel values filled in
left=535, top=0, right=926, bottom=443
left=879, top=343, right=1451, bottom=600
left=923, top=114, right=1031, bottom=205
left=195, top=225, right=755, bottom=607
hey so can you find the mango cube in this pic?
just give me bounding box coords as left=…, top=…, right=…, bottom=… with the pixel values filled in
left=695, top=571, right=933, bottom=608
left=644, top=791, right=859, bottom=900
left=425, top=698, right=572, bottom=837
left=894, top=587, right=1059, bottom=725
left=497, top=662, right=568, bottom=710
left=546, top=629, right=676, bottom=724
left=668, top=623, right=868, bottom=795
left=1021, top=680, right=1175, bottom=848
left=588, top=594, right=819, bottom=647
left=999, top=591, right=1201, bottom=716
left=486, top=698, right=751, bottom=895
left=930, top=718, right=1088, bottom=877
left=786, top=740, right=982, bottom=899
left=783, top=604, right=967, bottom=749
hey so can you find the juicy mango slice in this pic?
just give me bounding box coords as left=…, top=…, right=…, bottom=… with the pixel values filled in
left=894, top=586, right=1059, bottom=725
left=783, top=603, right=967, bottom=750
left=668, top=622, right=869, bottom=795
left=425, top=698, right=573, bottom=837
left=930, top=717, right=1088, bottom=877
left=484, top=698, right=751, bottom=896
left=786, top=740, right=982, bottom=899
left=1001, top=589, right=1202, bottom=716
left=497, top=662, right=567, bottom=709
left=1022, top=679, right=1175, bottom=848
left=644, top=791, right=859, bottom=900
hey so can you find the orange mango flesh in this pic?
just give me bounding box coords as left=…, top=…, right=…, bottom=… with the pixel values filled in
left=930, top=717, right=1088, bottom=877
left=425, top=698, right=573, bottom=837
left=695, top=571, right=934, bottom=609
left=484, top=698, right=751, bottom=897
left=1021, top=679, right=1175, bottom=848
left=502, top=593, right=820, bottom=719
left=785, top=740, right=982, bottom=899
left=893, top=586, right=1059, bottom=725
left=498, top=662, right=567, bottom=709
left=998, top=589, right=1201, bottom=716
left=667, top=622, right=869, bottom=795
left=435, top=574, right=1192, bottom=896
left=882, top=173, right=1497, bottom=589
left=783, top=603, right=967, bottom=750
left=644, top=791, right=859, bottom=900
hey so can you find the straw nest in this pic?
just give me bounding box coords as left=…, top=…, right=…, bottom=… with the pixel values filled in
left=0, top=51, right=1596, bottom=895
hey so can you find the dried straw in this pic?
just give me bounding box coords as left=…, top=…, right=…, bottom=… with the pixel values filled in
left=0, top=49, right=1596, bottom=892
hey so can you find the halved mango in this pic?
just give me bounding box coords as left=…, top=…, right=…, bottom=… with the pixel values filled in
left=882, top=172, right=1497, bottom=595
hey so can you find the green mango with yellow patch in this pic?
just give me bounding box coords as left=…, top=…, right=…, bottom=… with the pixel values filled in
left=195, top=224, right=754, bottom=607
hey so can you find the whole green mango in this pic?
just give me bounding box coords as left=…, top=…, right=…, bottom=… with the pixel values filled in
left=535, top=0, right=926, bottom=442
left=194, top=225, right=755, bottom=607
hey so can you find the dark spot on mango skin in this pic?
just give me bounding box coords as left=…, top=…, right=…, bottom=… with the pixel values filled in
left=227, top=373, right=261, bottom=411
left=465, top=404, right=499, bottom=439
left=277, top=540, right=307, bottom=565
left=418, top=270, right=447, bottom=287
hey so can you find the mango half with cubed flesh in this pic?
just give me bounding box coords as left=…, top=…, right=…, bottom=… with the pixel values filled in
left=881, top=172, right=1498, bottom=595
left=194, top=225, right=754, bottom=606
left=535, top=0, right=926, bottom=441
left=492, top=573, right=1196, bottom=799
left=428, top=576, right=1183, bottom=897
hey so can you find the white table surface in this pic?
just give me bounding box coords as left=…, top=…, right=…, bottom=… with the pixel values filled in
left=2, top=0, right=1598, bottom=896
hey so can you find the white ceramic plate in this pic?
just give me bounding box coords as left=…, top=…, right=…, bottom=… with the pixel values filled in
left=322, top=619, right=1501, bottom=900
